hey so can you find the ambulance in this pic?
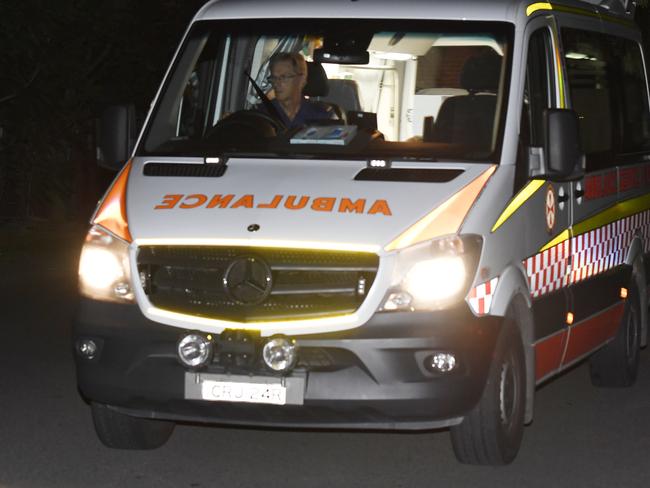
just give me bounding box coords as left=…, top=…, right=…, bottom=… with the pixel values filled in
left=74, top=0, right=650, bottom=464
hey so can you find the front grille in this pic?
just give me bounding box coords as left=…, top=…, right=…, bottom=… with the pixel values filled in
left=137, top=246, right=379, bottom=322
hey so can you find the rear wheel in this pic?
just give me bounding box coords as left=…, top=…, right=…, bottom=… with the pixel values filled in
left=589, top=283, right=641, bottom=387
left=91, top=403, right=175, bottom=450
left=450, top=321, right=526, bottom=465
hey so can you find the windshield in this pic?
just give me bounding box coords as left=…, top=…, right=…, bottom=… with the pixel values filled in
left=141, top=19, right=513, bottom=161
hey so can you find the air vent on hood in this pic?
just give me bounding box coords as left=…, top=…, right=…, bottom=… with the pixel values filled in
left=143, top=163, right=227, bottom=177
left=354, top=168, right=463, bottom=183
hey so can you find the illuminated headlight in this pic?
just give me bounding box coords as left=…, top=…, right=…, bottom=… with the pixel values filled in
left=404, top=256, right=466, bottom=303
left=262, top=337, right=298, bottom=373
left=178, top=333, right=213, bottom=369
left=380, top=235, right=482, bottom=312
left=78, top=225, right=134, bottom=302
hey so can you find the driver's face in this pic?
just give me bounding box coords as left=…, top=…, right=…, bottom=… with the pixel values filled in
left=270, top=60, right=305, bottom=103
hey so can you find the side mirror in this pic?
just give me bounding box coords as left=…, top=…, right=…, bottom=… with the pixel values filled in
left=528, top=108, right=585, bottom=182
left=96, top=104, right=137, bottom=171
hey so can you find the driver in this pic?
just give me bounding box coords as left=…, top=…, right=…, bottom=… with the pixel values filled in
left=263, top=52, right=335, bottom=129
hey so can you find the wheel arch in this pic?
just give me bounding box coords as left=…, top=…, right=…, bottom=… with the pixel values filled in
left=625, top=234, right=648, bottom=347
left=491, top=265, right=535, bottom=424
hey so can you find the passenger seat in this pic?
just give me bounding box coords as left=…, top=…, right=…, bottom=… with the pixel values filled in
left=429, top=52, right=501, bottom=151
left=303, top=62, right=346, bottom=122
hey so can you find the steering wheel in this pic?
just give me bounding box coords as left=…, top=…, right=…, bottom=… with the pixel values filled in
left=207, top=110, right=284, bottom=144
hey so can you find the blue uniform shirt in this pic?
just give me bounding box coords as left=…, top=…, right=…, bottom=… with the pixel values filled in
left=265, top=99, right=335, bottom=129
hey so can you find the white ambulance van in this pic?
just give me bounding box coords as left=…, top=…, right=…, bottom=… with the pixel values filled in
left=75, top=0, right=650, bottom=464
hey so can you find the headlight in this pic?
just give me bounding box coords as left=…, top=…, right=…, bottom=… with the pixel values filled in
left=78, top=225, right=134, bottom=302
left=380, top=235, right=482, bottom=312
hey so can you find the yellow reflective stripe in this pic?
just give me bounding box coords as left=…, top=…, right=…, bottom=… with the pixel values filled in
left=551, top=4, right=635, bottom=27
left=538, top=193, right=650, bottom=253
left=528, top=2, right=635, bottom=26
left=527, top=2, right=553, bottom=16
left=540, top=229, right=570, bottom=252
left=549, top=21, right=566, bottom=108
left=573, top=193, right=650, bottom=237
left=491, top=180, right=546, bottom=233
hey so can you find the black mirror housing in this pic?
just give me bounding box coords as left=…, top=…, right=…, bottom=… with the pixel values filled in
left=528, top=108, right=585, bottom=182
left=546, top=109, right=584, bottom=180
left=97, top=104, right=137, bottom=171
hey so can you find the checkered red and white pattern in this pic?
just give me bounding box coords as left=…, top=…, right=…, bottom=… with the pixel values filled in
left=572, top=210, right=650, bottom=284
left=467, top=277, right=499, bottom=315
left=524, top=240, right=571, bottom=298
left=524, top=209, right=650, bottom=298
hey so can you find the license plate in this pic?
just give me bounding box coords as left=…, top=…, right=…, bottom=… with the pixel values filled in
left=202, top=380, right=286, bottom=405
left=185, top=373, right=305, bottom=405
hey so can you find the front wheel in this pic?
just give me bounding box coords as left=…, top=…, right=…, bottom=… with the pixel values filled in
left=91, top=403, right=175, bottom=450
left=450, top=321, right=526, bottom=465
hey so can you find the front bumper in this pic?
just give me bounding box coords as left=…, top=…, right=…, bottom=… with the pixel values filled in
left=73, top=299, right=502, bottom=430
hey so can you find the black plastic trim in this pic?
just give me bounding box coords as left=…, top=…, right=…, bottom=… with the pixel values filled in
left=354, top=167, right=464, bottom=183
left=143, top=162, right=227, bottom=177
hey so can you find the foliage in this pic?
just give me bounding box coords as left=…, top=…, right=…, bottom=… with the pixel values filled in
left=0, top=0, right=204, bottom=220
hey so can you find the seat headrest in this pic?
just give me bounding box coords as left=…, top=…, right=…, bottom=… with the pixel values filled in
left=303, top=62, right=329, bottom=97
left=460, top=52, right=501, bottom=93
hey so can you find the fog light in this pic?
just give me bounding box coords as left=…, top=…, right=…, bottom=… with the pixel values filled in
left=262, top=337, right=297, bottom=373
left=428, top=352, right=457, bottom=373
left=178, top=334, right=213, bottom=369
left=78, top=339, right=98, bottom=360
left=382, top=291, right=413, bottom=311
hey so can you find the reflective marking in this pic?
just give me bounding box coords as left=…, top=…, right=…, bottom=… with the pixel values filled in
left=93, top=160, right=133, bottom=242
left=491, top=180, right=546, bottom=233
left=540, top=229, right=570, bottom=252
left=526, top=2, right=553, bottom=16
left=573, top=193, right=650, bottom=237
left=549, top=20, right=566, bottom=108
left=385, top=166, right=496, bottom=251
left=135, top=238, right=380, bottom=254
left=147, top=306, right=358, bottom=333
left=467, top=277, right=499, bottom=316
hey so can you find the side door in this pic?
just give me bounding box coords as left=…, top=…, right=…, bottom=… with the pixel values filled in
left=518, top=20, right=572, bottom=383
left=560, top=25, right=650, bottom=367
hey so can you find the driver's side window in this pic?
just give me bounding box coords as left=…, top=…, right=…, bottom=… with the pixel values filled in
left=516, top=28, right=554, bottom=190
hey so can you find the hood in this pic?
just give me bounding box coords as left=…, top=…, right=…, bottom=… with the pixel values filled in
left=126, top=157, right=492, bottom=252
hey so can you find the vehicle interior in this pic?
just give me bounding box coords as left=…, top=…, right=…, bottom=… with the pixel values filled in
left=143, top=20, right=512, bottom=161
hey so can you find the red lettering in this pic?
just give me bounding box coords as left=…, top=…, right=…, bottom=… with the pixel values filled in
left=603, top=171, right=617, bottom=196
left=155, top=194, right=183, bottom=209
left=311, top=197, right=336, bottom=212
left=619, top=167, right=640, bottom=192
left=207, top=194, right=234, bottom=208
left=367, top=199, right=392, bottom=216
left=584, top=175, right=602, bottom=200
left=179, top=194, right=207, bottom=209
left=338, top=198, right=366, bottom=213
left=257, top=195, right=283, bottom=209
left=285, top=195, right=309, bottom=210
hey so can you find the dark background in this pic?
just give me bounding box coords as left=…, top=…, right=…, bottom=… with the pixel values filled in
left=0, top=1, right=649, bottom=224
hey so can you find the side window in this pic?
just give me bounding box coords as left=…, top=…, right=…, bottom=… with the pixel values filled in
left=562, top=29, right=650, bottom=171
left=618, top=42, right=650, bottom=156
left=517, top=28, right=554, bottom=189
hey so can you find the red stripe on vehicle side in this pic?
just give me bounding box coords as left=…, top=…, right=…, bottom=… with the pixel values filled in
left=535, top=331, right=567, bottom=381
left=562, top=303, right=625, bottom=366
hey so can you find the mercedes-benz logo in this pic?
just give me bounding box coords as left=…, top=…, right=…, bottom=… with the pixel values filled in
left=223, top=256, right=273, bottom=305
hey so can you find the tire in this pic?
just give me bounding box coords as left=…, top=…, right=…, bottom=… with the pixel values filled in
left=589, top=283, right=641, bottom=388
left=91, top=403, right=175, bottom=450
left=450, top=321, right=526, bottom=465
